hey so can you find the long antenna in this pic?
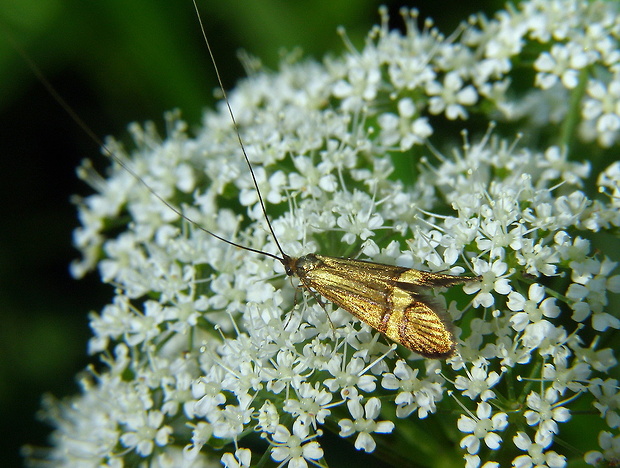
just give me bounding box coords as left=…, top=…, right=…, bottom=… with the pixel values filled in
left=191, top=0, right=288, bottom=260
left=5, top=25, right=283, bottom=263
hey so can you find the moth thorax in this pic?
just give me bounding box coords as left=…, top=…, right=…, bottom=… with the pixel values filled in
left=293, top=253, right=321, bottom=276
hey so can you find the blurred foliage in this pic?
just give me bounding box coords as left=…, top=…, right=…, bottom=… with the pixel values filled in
left=0, top=0, right=502, bottom=466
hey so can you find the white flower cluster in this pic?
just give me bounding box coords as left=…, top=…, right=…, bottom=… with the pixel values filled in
left=33, top=1, right=620, bottom=467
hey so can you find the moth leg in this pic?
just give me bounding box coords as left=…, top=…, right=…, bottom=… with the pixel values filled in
left=299, top=281, right=337, bottom=341
left=282, top=308, right=295, bottom=331
left=281, top=277, right=316, bottom=330
left=281, top=276, right=301, bottom=330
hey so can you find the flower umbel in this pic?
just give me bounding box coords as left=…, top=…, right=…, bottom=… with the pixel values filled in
left=31, top=1, right=620, bottom=467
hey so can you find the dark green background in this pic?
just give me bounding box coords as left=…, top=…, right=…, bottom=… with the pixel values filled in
left=1, top=1, right=501, bottom=466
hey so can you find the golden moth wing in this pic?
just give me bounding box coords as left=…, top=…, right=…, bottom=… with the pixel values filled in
left=387, top=286, right=455, bottom=358
left=299, top=263, right=394, bottom=330
left=294, top=254, right=458, bottom=358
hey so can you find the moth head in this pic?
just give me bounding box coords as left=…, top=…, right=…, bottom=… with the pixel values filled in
left=281, top=254, right=301, bottom=277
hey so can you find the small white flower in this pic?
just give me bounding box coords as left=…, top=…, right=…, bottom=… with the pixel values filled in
left=542, top=359, right=592, bottom=394
left=381, top=360, right=443, bottom=418
left=426, top=71, right=478, bottom=119
left=566, top=257, right=620, bottom=330
left=256, top=400, right=281, bottom=435
left=454, top=360, right=502, bottom=401
left=521, top=320, right=564, bottom=353
left=263, top=349, right=309, bottom=394
left=289, top=156, right=338, bottom=196
left=536, top=146, right=590, bottom=186
left=284, top=382, right=335, bottom=428
left=211, top=395, right=254, bottom=440
left=466, top=259, right=512, bottom=308
left=120, top=410, right=172, bottom=456
left=524, top=388, right=571, bottom=437
left=333, top=64, right=382, bottom=111
left=585, top=431, right=620, bottom=466
left=589, top=378, right=620, bottom=428
left=324, top=356, right=376, bottom=394
left=270, top=420, right=324, bottom=468
left=378, top=97, right=433, bottom=150
left=191, top=375, right=226, bottom=419
left=513, top=431, right=566, bottom=468
left=221, top=448, right=252, bottom=468
left=239, top=166, right=287, bottom=207
left=458, top=402, right=508, bottom=454
left=534, top=43, right=589, bottom=90
left=582, top=78, right=620, bottom=147
left=183, top=422, right=213, bottom=462
left=338, top=397, right=395, bottom=452
left=507, top=284, right=560, bottom=332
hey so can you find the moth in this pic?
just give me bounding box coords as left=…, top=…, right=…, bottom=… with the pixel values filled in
left=284, top=254, right=478, bottom=358
left=22, top=1, right=480, bottom=359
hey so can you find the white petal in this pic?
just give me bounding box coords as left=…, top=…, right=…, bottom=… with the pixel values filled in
left=288, top=457, right=308, bottom=468
left=354, top=433, right=376, bottom=453
left=364, top=397, right=381, bottom=419
left=302, top=441, right=324, bottom=460
left=375, top=421, right=395, bottom=434
left=458, top=415, right=477, bottom=433
left=484, top=432, right=502, bottom=450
